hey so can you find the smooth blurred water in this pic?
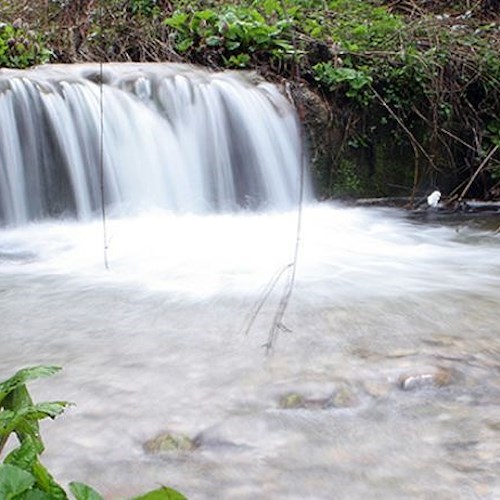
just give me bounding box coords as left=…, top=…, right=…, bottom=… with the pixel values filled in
left=0, top=63, right=306, bottom=224
left=1, top=203, right=499, bottom=499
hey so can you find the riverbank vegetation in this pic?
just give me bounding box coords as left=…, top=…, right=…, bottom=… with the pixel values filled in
left=1, top=0, right=499, bottom=201
left=0, top=366, right=185, bottom=499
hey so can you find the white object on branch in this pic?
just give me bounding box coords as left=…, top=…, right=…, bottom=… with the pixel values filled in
left=427, top=190, right=441, bottom=208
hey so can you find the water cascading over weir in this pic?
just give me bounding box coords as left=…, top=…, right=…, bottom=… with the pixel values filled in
left=0, top=63, right=309, bottom=226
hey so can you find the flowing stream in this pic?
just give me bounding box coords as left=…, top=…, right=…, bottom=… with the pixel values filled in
left=1, top=64, right=500, bottom=499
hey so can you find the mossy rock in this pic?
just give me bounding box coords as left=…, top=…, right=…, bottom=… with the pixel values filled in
left=279, top=392, right=307, bottom=409
left=328, top=386, right=359, bottom=408
left=278, top=392, right=337, bottom=410
left=143, top=432, right=197, bottom=454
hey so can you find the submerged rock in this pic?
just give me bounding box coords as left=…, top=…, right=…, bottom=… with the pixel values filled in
left=279, top=393, right=308, bottom=409
left=143, top=431, right=197, bottom=454
left=486, top=421, right=500, bottom=432
left=398, top=368, right=454, bottom=391
left=362, top=380, right=392, bottom=399
left=328, top=386, right=359, bottom=408
left=278, top=386, right=359, bottom=410
left=278, top=392, right=332, bottom=410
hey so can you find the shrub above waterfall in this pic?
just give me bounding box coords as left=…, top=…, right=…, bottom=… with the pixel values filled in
left=0, top=22, right=51, bottom=68
left=164, top=5, right=295, bottom=68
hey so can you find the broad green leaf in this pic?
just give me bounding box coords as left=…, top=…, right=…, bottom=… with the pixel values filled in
left=194, top=9, right=217, bottom=22
left=2, top=401, right=69, bottom=426
left=1, top=389, right=42, bottom=454
left=69, top=481, right=103, bottom=500
left=29, top=402, right=70, bottom=420
left=0, top=413, right=42, bottom=446
left=2, top=385, right=34, bottom=414
left=0, top=464, right=35, bottom=499
left=225, top=40, right=241, bottom=51
left=163, top=12, right=188, bottom=31
left=5, top=435, right=42, bottom=471
left=0, top=367, right=61, bottom=405
left=205, top=36, right=221, bottom=47
left=1, top=400, right=69, bottom=452
left=31, top=460, right=67, bottom=500
left=133, top=486, right=187, bottom=500
left=21, top=488, right=52, bottom=500
left=176, top=38, right=193, bottom=53
left=0, top=409, right=16, bottom=426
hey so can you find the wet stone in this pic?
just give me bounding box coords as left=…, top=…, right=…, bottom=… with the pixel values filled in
left=328, top=386, right=359, bottom=408
left=278, top=393, right=330, bottom=410
left=278, top=387, right=359, bottom=410
left=362, top=380, right=391, bottom=399
left=143, top=432, right=197, bottom=454
left=399, top=368, right=454, bottom=391
left=279, top=393, right=307, bottom=409
left=486, top=421, right=500, bottom=432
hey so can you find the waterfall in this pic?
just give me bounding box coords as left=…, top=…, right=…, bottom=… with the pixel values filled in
left=0, top=63, right=309, bottom=226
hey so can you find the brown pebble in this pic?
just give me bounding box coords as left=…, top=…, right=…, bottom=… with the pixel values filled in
left=399, top=368, right=453, bottom=391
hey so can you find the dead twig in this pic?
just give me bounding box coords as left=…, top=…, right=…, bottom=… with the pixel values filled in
left=371, top=85, right=439, bottom=172
left=458, top=144, right=500, bottom=201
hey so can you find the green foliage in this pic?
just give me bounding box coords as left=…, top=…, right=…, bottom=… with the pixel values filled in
left=164, top=4, right=294, bottom=67
left=0, top=23, right=51, bottom=69
left=69, top=482, right=103, bottom=500
left=0, top=366, right=69, bottom=499
left=313, top=63, right=372, bottom=104
left=325, top=0, right=404, bottom=52
left=0, top=367, right=186, bottom=500
left=129, top=0, right=161, bottom=17
left=0, top=464, right=35, bottom=499
left=0, top=367, right=61, bottom=403
left=486, top=120, right=500, bottom=148
left=133, top=486, right=186, bottom=500
left=1, top=0, right=498, bottom=198
left=332, top=160, right=362, bottom=197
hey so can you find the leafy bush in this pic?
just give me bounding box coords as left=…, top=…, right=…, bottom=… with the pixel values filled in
left=129, top=0, right=162, bottom=17
left=164, top=4, right=294, bottom=67
left=313, top=63, right=372, bottom=104
left=0, top=366, right=185, bottom=500
left=324, top=0, right=404, bottom=53
left=332, top=159, right=363, bottom=197
left=0, top=22, right=51, bottom=68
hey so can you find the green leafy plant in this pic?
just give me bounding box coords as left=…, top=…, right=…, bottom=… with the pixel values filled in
left=313, top=63, right=372, bottom=104
left=0, top=366, right=69, bottom=499
left=325, top=0, right=404, bottom=53
left=332, top=159, right=362, bottom=197
left=486, top=120, right=500, bottom=148
left=0, top=366, right=185, bottom=500
left=0, top=23, right=51, bottom=68
left=129, top=0, right=161, bottom=17
left=164, top=5, right=294, bottom=67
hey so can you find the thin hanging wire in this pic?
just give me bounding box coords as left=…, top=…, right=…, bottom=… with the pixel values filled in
left=264, top=129, right=306, bottom=353
left=262, top=0, right=306, bottom=353
left=98, top=0, right=109, bottom=270
left=241, top=1, right=306, bottom=354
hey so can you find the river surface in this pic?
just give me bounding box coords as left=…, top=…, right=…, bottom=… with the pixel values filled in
left=1, top=203, right=499, bottom=499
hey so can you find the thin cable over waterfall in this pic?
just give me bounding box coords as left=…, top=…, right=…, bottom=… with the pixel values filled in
left=98, top=2, right=109, bottom=270
left=265, top=109, right=306, bottom=354
left=241, top=91, right=306, bottom=354
left=243, top=1, right=306, bottom=354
